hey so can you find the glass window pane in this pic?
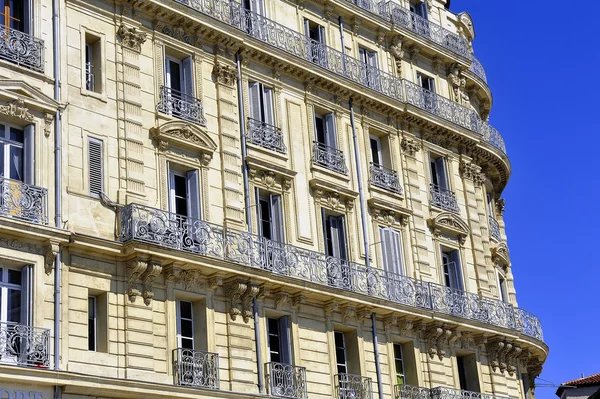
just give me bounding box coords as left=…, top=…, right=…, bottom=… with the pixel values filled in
left=180, top=319, right=193, bottom=338
left=0, top=147, right=4, bottom=177
left=9, top=146, right=23, bottom=181
left=181, top=337, right=193, bottom=350
left=7, top=288, right=21, bottom=323
left=8, top=269, right=21, bottom=285
left=0, top=268, right=4, bottom=282
left=180, top=301, right=192, bottom=319
left=9, top=128, right=23, bottom=143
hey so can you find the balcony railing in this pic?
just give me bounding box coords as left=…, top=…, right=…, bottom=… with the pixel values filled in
left=119, top=203, right=544, bottom=342
left=267, top=362, right=308, bottom=399
left=312, top=141, right=348, bottom=175
left=0, top=322, right=50, bottom=367
left=397, top=385, right=512, bottom=399
left=156, top=86, right=207, bottom=126
left=430, top=184, right=459, bottom=213
left=171, top=0, right=507, bottom=155
left=0, top=178, right=48, bottom=225
left=173, top=348, right=220, bottom=389
left=469, top=56, right=487, bottom=84
left=489, top=216, right=500, bottom=240
left=85, top=62, right=95, bottom=91
left=247, top=118, right=287, bottom=154
left=336, top=373, right=372, bottom=399
left=370, top=163, right=402, bottom=194
left=0, top=26, right=44, bottom=72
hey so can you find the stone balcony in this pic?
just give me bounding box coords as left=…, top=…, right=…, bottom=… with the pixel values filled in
left=0, top=27, right=44, bottom=73
left=267, top=362, right=308, bottom=398
left=156, top=85, right=207, bottom=126
left=172, top=0, right=507, bottom=156
left=0, top=322, right=51, bottom=368
left=336, top=373, right=372, bottom=399
left=118, top=203, right=544, bottom=342
left=0, top=178, right=48, bottom=225
left=172, top=348, right=220, bottom=389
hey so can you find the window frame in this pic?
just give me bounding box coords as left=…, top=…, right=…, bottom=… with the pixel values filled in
left=334, top=330, right=348, bottom=375
left=0, top=123, right=25, bottom=182
left=379, top=226, right=404, bottom=276
left=248, top=81, right=275, bottom=126
left=429, top=152, right=449, bottom=190
left=441, top=247, right=464, bottom=291
left=88, top=296, right=97, bottom=351
left=369, top=135, right=382, bottom=166
left=393, top=343, right=406, bottom=386
left=176, top=299, right=195, bottom=350
left=417, top=71, right=435, bottom=93
left=497, top=269, right=508, bottom=303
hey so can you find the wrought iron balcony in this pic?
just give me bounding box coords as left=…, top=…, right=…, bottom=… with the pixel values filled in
left=0, top=178, right=48, bottom=225
left=173, top=348, right=219, bottom=389
left=267, top=362, right=308, bottom=398
left=0, top=27, right=44, bottom=72
left=336, top=373, right=372, bottom=399
left=429, top=184, right=459, bottom=213
left=370, top=163, right=402, bottom=194
left=156, top=86, right=207, bottom=126
left=469, top=56, right=487, bottom=83
left=312, top=141, right=348, bottom=175
left=119, top=203, right=544, bottom=341
left=247, top=118, right=287, bottom=154
left=489, top=216, right=500, bottom=240
left=0, top=322, right=50, bottom=367
left=172, top=0, right=507, bottom=155
left=397, top=385, right=512, bottom=399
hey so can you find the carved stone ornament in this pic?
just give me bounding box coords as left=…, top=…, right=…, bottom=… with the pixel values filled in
left=44, top=113, right=53, bottom=138
left=487, top=340, right=522, bottom=376
left=426, top=326, right=452, bottom=360
left=491, top=243, right=510, bottom=268
left=448, top=63, right=470, bottom=106
left=324, top=301, right=339, bottom=317
left=44, top=240, right=60, bottom=275
left=274, top=292, right=289, bottom=310
left=141, top=262, right=162, bottom=305
left=457, top=11, right=475, bottom=41
left=342, top=305, right=356, bottom=324
left=127, top=258, right=162, bottom=305
left=427, top=212, right=470, bottom=246
left=160, top=23, right=194, bottom=45
left=460, top=160, right=484, bottom=187
left=179, top=270, right=205, bottom=291
left=0, top=99, right=35, bottom=121
left=371, top=207, right=399, bottom=227
left=496, top=199, right=506, bottom=215
left=389, top=36, right=404, bottom=75
left=384, top=316, right=397, bottom=334
left=357, top=309, right=371, bottom=325
left=213, top=62, right=236, bottom=86
left=151, top=120, right=217, bottom=163
left=291, top=295, right=306, bottom=311
left=117, top=24, right=147, bottom=51
left=401, top=137, right=421, bottom=156
left=228, top=281, right=259, bottom=323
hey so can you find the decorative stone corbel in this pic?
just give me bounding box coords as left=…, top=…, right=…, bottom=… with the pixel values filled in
left=384, top=316, right=397, bottom=335
left=241, top=283, right=260, bottom=323
left=179, top=269, right=203, bottom=291
left=357, top=309, right=372, bottom=325
left=212, top=62, right=236, bottom=86
left=401, top=137, right=421, bottom=156
left=506, top=344, right=522, bottom=376
left=207, top=275, right=223, bottom=290
left=291, top=295, right=306, bottom=312
left=389, top=36, right=404, bottom=75
left=44, top=113, right=53, bottom=138
left=117, top=23, right=147, bottom=51
left=408, top=45, right=420, bottom=62
left=324, top=301, right=339, bottom=318
left=44, top=240, right=60, bottom=275
left=342, top=305, right=356, bottom=325
left=227, top=281, right=248, bottom=321
left=398, top=319, right=413, bottom=335
left=426, top=326, right=451, bottom=360
left=486, top=340, right=506, bottom=373
left=351, top=16, right=361, bottom=35
left=163, top=263, right=182, bottom=282
left=126, top=259, right=149, bottom=303
left=460, top=160, right=483, bottom=187
left=274, top=292, right=290, bottom=311
left=141, top=261, right=162, bottom=305
left=496, top=199, right=506, bottom=215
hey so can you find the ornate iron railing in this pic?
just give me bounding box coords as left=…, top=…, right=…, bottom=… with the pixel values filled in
left=312, top=141, right=348, bottom=175
left=173, top=348, right=219, bottom=389
left=267, top=362, right=308, bottom=398
left=85, top=62, right=95, bottom=91
left=336, top=373, right=372, bottom=399
left=156, top=86, right=207, bottom=126
left=172, top=0, right=507, bottom=155
left=0, top=178, right=48, bottom=224
left=119, top=203, right=544, bottom=341
left=469, top=56, right=487, bottom=83
left=370, top=163, right=402, bottom=194
left=0, top=26, right=44, bottom=72
left=489, top=216, right=500, bottom=240
left=397, top=385, right=512, bottom=399
left=247, top=118, right=287, bottom=154
left=429, top=184, right=459, bottom=213
left=0, top=322, right=50, bottom=367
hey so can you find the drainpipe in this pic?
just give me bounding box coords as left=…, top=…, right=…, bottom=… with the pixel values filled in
left=349, top=100, right=382, bottom=399
left=235, top=51, right=264, bottom=394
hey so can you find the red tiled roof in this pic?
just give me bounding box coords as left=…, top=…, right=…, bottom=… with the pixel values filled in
left=563, top=373, right=600, bottom=387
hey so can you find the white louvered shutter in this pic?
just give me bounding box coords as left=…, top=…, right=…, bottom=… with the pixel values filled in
left=88, top=138, right=103, bottom=197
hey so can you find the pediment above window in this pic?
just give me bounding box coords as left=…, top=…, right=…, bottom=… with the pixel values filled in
left=0, top=80, right=60, bottom=113
left=150, top=121, right=217, bottom=164
left=367, top=197, right=411, bottom=228
left=310, top=178, right=358, bottom=213
left=427, top=212, right=470, bottom=244
left=492, top=243, right=510, bottom=268
left=248, top=162, right=296, bottom=193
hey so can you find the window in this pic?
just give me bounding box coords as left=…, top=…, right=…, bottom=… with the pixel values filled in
left=409, top=2, right=427, bottom=18
left=267, top=316, right=291, bottom=364
left=84, top=34, right=102, bottom=93
left=441, top=248, right=463, bottom=291
left=88, top=296, right=96, bottom=351
left=168, top=164, right=201, bottom=219
left=304, top=19, right=326, bottom=65
left=417, top=72, right=435, bottom=92
left=394, top=344, right=405, bottom=385
left=0, top=123, right=34, bottom=184
left=0, top=0, right=30, bottom=33
left=322, top=210, right=347, bottom=261
left=359, top=47, right=379, bottom=89
left=164, top=52, right=194, bottom=119
left=334, top=331, right=348, bottom=375
left=304, top=19, right=326, bottom=44
left=380, top=227, right=403, bottom=276
left=430, top=154, right=448, bottom=190
left=497, top=272, right=508, bottom=302
left=334, top=330, right=361, bottom=399
left=486, top=193, right=494, bottom=216
left=314, top=112, right=336, bottom=148
left=88, top=137, right=103, bottom=197
left=456, top=354, right=480, bottom=392
left=243, top=0, right=264, bottom=14
left=370, top=136, right=382, bottom=166
left=359, top=48, right=377, bottom=68
left=0, top=266, right=31, bottom=326
left=177, top=300, right=194, bottom=350
left=256, top=189, right=284, bottom=243
left=248, top=82, right=274, bottom=126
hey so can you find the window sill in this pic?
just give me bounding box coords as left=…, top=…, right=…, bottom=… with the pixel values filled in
left=80, top=88, right=107, bottom=102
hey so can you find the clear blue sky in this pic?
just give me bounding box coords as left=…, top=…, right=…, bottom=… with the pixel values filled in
left=450, top=0, right=600, bottom=397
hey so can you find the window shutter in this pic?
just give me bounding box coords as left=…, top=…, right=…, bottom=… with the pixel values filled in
left=450, top=251, right=463, bottom=290
left=390, top=229, right=403, bottom=275
left=255, top=187, right=263, bottom=236
left=88, top=138, right=103, bottom=197
left=262, top=86, right=274, bottom=126
left=182, top=56, right=194, bottom=96
left=186, top=170, right=201, bottom=221
left=322, top=208, right=331, bottom=257
left=335, top=215, right=347, bottom=261
left=380, top=227, right=392, bottom=273
left=329, top=216, right=341, bottom=259
left=20, top=265, right=33, bottom=326
left=370, top=137, right=381, bottom=165
left=303, top=19, right=310, bottom=36
left=324, top=113, right=336, bottom=147
left=167, top=162, right=175, bottom=214
left=435, top=157, right=448, bottom=190
left=23, top=0, right=32, bottom=34
left=278, top=316, right=292, bottom=365
left=270, top=194, right=284, bottom=243
left=248, top=82, right=262, bottom=122
left=23, top=124, right=34, bottom=185
left=164, top=48, right=170, bottom=87
left=419, top=3, right=428, bottom=19
left=318, top=25, right=326, bottom=44
left=359, top=48, right=366, bottom=64
left=367, top=50, right=378, bottom=68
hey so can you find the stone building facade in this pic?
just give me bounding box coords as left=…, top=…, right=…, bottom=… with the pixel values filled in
left=0, top=0, right=547, bottom=398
